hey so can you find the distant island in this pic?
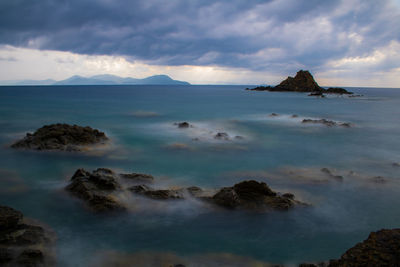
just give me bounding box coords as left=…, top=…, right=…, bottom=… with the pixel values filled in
left=0, top=74, right=190, bottom=86
left=247, top=70, right=353, bottom=95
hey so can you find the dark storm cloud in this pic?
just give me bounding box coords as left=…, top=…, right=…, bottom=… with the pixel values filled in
left=0, top=0, right=399, bottom=72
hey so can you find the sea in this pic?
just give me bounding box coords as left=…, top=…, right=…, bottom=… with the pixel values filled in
left=0, top=85, right=399, bottom=266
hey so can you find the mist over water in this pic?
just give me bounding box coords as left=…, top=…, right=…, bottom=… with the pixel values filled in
left=0, top=85, right=400, bottom=266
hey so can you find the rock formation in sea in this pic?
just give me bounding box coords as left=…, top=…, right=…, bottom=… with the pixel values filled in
left=65, top=168, right=154, bottom=212
left=0, top=205, right=55, bottom=266
left=211, top=180, right=305, bottom=211
left=328, top=228, right=400, bottom=266
left=11, top=123, right=108, bottom=151
left=247, top=70, right=353, bottom=95
left=65, top=168, right=306, bottom=213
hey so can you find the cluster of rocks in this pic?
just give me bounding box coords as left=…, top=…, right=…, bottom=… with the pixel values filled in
left=247, top=70, right=353, bottom=96
left=65, top=168, right=305, bottom=213
left=0, top=205, right=54, bottom=266
left=11, top=123, right=108, bottom=151
left=174, top=122, right=244, bottom=141
left=302, top=119, right=351, bottom=128
left=267, top=113, right=352, bottom=128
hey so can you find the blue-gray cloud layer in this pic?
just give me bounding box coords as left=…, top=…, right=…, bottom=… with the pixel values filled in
left=0, top=0, right=399, bottom=72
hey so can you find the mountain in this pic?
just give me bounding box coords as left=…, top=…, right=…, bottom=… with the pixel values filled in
left=0, top=74, right=190, bottom=86
left=0, top=79, right=56, bottom=85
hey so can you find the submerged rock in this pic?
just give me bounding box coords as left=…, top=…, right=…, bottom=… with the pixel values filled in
left=302, top=119, right=351, bottom=128
left=320, top=168, right=343, bottom=182
left=329, top=229, right=400, bottom=266
left=0, top=205, right=55, bottom=266
left=11, top=123, right=108, bottom=151
left=214, top=132, right=230, bottom=140
left=174, top=122, right=191, bottom=128
left=211, top=180, right=305, bottom=211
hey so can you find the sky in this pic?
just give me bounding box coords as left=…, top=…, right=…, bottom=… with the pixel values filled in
left=0, top=0, right=399, bottom=86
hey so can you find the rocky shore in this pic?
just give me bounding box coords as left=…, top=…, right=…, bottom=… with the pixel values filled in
left=11, top=123, right=108, bottom=152
left=65, top=168, right=306, bottom=213
left=246, top=70, right=353, bottom=96
left=0, top=205, right=55, bottom=266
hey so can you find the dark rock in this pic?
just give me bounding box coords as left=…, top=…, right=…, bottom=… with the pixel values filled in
left=0, top=205, right=23, bottom=230
left=328, top=229, right=400, bottom=266
left=175, top=122, right=190, bottom=128
left=11, top=123, right=108, bottom=151
left=282, top=193, right=295, bottom=199
left=308, top=91, right=325, bottom=97
left=16, top=249, right=44, bottom=266
left=247, top=70, right=353, bottom=95
left=186, top=186, right=203, bottom=197
left=246, top=86, right=272, bottom=91
left=269, top=113, right=279, bottom=117
left=119, top=173, right=154, bottom=184
left=302, top=119, right=337, bottom=127
left=234, top=135, right=244, bottom=140
left=66, top=168, right=126, bottom=212
left=392, top=162, right=400, bottom=167
left=214, top=132, right=229, bottom=140
left=302, top=119, right=351, bottom=128
left=0, top=205, right=54, bottom=266
left=129, top=185, right=184, bottom=200
left=291, top=114, right=299, bottom=118
left=325, top=87, right=353, bottom=95
left=212, top=180, right=305, bottom=211
left=273, top=70, right=324, bottom=93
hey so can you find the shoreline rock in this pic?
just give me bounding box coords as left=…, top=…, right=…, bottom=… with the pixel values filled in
left=0, top=205, right=55, bottom=266
left=302, top=119, right=351, bottom=128
left=11, top=123, right=108, bottom=152
left=328, top=229, right=400, bottom=266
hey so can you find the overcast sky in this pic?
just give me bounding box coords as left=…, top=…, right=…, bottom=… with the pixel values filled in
left=0, top=0, right=399, bottom=86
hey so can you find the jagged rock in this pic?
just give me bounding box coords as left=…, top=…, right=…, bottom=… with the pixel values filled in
left=328, top=229, right=400, bottom=266
left=0, top=205, right=54, bottom=266
left=247, top=70, right=353, bottom=95
left=211, top=180, right=305, bottom=211
left=273, top=70, right=324, bottom=92
left=11, top=123, right=108, bottom=151
left=214, top=132, right=229, bottom=140
left=66, top=168, right=126, bottom=212
left=129, top=185, right=184, bottom=200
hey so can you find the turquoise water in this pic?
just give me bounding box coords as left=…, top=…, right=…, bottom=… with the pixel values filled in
left=0, top=85, right=400, bottom=266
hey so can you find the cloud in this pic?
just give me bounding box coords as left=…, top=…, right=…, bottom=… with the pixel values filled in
left=0, top=0, right=399, bottom=72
